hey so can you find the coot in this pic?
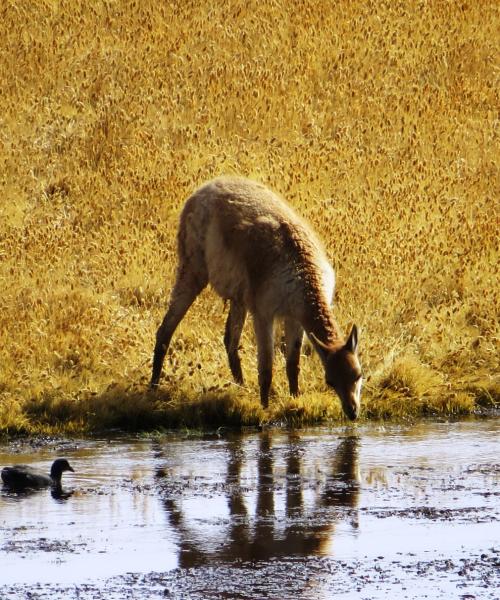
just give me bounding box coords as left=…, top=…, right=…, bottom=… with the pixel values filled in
left=1, top=458, right=75, bottom=489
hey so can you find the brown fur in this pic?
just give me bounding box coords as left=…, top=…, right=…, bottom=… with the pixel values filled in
left=151, top=177, right=362, bottom=419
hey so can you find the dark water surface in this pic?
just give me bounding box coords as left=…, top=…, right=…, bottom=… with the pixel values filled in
left=0, top=419, right=498, bottom=599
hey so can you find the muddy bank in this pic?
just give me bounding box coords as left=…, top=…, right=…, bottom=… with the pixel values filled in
left=1, top=550, right=498, bottom=599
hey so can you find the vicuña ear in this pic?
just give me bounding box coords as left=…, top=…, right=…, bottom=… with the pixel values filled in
left=345, top=324, right=359, bottom=353
left=309, top=332, right=331, bottom=361
left=309, top=332, right=330, bottom=352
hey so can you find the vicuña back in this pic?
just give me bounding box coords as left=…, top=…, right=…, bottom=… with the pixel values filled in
left=151, top=176, right=362, bottom=419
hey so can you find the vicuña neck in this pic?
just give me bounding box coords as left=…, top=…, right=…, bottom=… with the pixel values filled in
left=302, top=292, right=343, bottom=348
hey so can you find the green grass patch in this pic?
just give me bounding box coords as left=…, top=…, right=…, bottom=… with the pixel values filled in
left=1, top=377, right=497, bottom=437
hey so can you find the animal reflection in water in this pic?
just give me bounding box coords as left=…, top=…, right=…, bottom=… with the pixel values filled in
left=156, top=434, right=359, bottom=566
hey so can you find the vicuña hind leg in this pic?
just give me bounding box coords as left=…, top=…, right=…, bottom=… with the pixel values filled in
left=151, top=271, right=207, bottom=387
left=224, top=301, right=247, bottom=384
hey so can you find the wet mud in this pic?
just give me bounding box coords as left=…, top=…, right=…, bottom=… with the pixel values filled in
left=0, top=419, right=498, bottom=599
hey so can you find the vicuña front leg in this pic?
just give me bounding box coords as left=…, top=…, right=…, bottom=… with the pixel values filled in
left=284, top=318, right=304, bottom=396
left=253, top=314, right=274, bottom=408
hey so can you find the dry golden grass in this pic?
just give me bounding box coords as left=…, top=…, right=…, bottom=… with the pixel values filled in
left=0, top=0, right=498, bottom=433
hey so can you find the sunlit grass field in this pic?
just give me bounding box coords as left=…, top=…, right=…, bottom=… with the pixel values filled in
left=0, top=0, right=498, bottom=434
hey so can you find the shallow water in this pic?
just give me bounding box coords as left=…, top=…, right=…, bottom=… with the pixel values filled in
left=0, top=419, right=498, bottom=599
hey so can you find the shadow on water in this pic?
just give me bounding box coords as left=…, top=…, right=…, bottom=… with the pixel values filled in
left=158, top=433, right=360, bottom=566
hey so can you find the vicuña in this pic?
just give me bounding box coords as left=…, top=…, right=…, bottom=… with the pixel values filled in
left=151, top=176, right=362, bottom=420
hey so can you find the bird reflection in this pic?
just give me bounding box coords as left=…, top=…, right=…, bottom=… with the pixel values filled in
left=50, top=487, right=74, bottom=501
left=156, top=432, right=360, bottom=567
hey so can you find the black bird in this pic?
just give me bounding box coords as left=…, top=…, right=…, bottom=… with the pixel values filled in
left=1, top=458, right=75, bottom=490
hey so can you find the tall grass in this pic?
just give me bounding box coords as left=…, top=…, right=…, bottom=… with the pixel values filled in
left=0, top=1, right=498, bottom=434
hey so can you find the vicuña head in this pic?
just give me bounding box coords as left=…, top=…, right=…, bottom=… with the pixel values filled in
left=151, top=176, right=363, bottom=420
left=310, top=325, right=362, bottom=421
